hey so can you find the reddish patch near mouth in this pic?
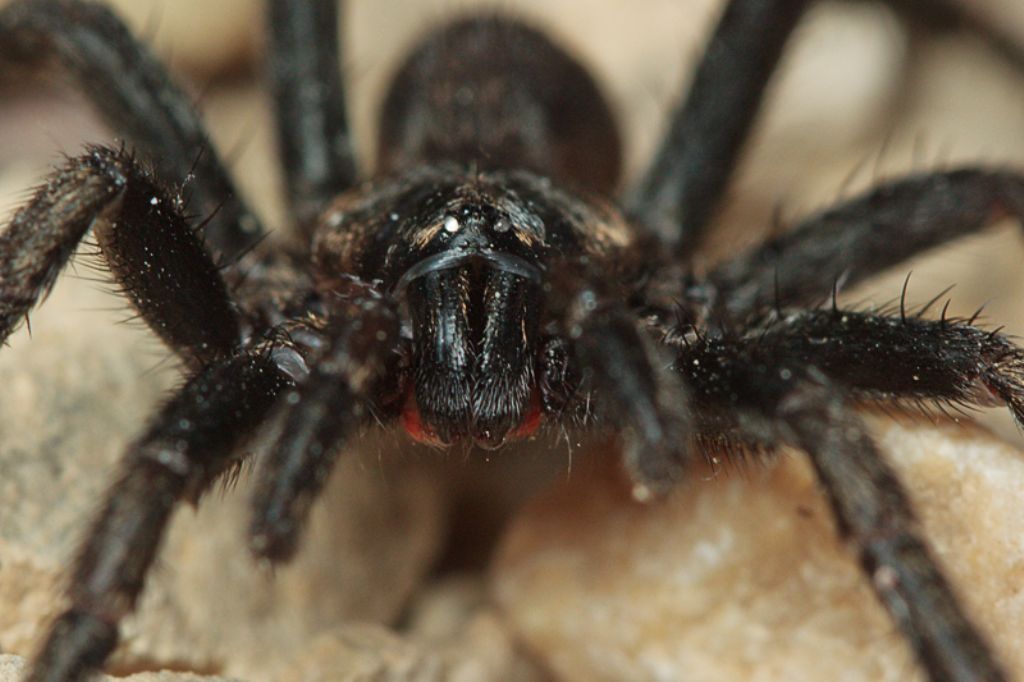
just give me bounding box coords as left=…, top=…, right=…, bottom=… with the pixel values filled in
left=400, top=388, right=543, bottom=446
left=400, top=389, right=446, bottom=446
left=510, top=391, right=543, bottom=439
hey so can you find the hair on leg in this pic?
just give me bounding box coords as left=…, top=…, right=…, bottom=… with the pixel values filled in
left=570, top=293, right=692, bottom=496
left=28, top=349, right=292, bottom=682
left=672, top=338, right=1008, bottom=681
left=742, top=308, right=1024, bottom=424
left=1, top=146, right=242, bottom=366
left=707, top=168, right=1024, bottom=321
left=1, top=149, right=123, bottom=344
left=0, top=0, right=261, bottom=258
left=249, top=278, right=400, bottom=562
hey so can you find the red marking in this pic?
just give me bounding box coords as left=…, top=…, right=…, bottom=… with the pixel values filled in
left=400, top=389, right=445, bottom=446
left=400, top=387, right=544, bottom=445
left=511, top=390, right=543, bottom=439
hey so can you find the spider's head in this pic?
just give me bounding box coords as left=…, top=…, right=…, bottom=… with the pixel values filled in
left=315, top=167, right=574, bottom=449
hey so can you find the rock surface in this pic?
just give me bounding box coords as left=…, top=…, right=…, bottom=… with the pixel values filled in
left=493, top=415, right=1024, bottom=681
left=0, top=654, right=238, bottom=681
left=279, top=613, right=540, bottom=682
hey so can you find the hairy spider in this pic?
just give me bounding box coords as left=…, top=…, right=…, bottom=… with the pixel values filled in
left=2, top=0, right=1024, bottom=680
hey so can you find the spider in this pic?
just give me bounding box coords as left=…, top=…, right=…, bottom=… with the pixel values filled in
left=2, top=0, right=1024, bottom=680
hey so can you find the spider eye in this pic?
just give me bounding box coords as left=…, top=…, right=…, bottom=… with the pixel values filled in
left=443, top=215, right=461, bottom=233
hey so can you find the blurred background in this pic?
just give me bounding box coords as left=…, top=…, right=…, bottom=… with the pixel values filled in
left=3, top=1, right=1024, bottom=679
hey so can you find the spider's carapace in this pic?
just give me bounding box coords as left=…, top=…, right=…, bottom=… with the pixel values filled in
left=311, top=17, right=635, bottom=448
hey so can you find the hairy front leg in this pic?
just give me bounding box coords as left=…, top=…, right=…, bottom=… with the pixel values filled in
left=0, top=147, right=241, bottom=366
left=28, top=349, right=291, bottom=682
left=707, top=169, right=1024, bottom=322
left=0, top=0, right=261, bottom=258
left=674, top=338, right=1008, bottom=681
left=750, top=308, right=1024, bottom=424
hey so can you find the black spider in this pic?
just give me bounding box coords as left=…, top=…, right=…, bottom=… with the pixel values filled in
left=2, top=0, right=1024, bottom=680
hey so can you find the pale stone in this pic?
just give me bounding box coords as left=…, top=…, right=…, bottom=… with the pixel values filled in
left=103, top=0, right=260, bottom=77
left=493, top=415, right=1024, bottom=681
left=0, top=654, right=238, bottom=681
left=278, top=614, right=540, bottom=682
left=0, top=0, right=260, bottom=78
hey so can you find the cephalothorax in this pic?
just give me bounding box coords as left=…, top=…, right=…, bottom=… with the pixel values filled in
left=2, top=1, right=1024, bottom=680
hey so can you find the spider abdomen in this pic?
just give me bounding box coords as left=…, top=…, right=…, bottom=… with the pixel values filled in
left=376, top=15, right=622, bottom=194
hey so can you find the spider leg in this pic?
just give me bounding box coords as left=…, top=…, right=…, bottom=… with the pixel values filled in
left=266, top=0, right=358, bottom=231
left=626, top=0, right=1024, bottom=256
left=0, top=0, right=261, bottom=259
left=27, top=349, right=291, bottom=682
left=249, top=278, right=400, bottom=562
left=752, top=308, right=1024, bottom=424
left=707, top=168, right=1024, bottom=322
left=570, top=296, right=692, bottom=495
left=0, top=147, right=241, bottom=366
left=624, top=0, right=809, bottom=250
left=674, top=339, right=1007, bottom=681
